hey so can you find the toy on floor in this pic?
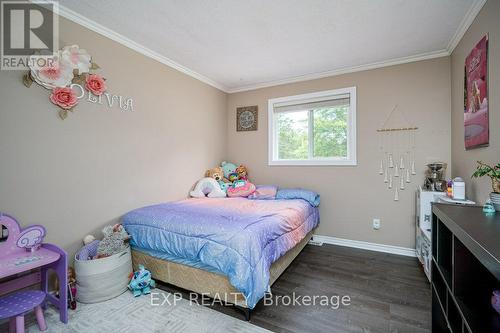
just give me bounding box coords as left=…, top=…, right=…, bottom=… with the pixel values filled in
left=96, top=224, right=131, bottom=259
left=190, top=177, right=226, bottom=198
left=128, top=265, right=156, bottom=297
left=55, top=267, right=77, bottom=310
left=68, top=267, right=77, bottom=310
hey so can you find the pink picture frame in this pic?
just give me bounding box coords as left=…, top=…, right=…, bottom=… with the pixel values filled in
left=464, top=34, right=489, bottom=149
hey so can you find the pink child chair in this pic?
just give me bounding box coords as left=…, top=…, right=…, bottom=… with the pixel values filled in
left=0, top=290, right=47, bottom=332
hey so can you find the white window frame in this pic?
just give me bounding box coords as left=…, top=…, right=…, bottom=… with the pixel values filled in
left=268, top=87, right=357, bottom=166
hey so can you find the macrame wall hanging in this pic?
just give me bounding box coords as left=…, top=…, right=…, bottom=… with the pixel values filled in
left=377, top=105, right=418, bottom=201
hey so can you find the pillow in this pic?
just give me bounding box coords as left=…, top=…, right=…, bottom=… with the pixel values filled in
left=190, top=177, right=226, bottom=198
left=247, top=185, right=278, bottom=200
left=276, top=188, right=320, bottom=207
left=227, top=180, right=256, bottom=197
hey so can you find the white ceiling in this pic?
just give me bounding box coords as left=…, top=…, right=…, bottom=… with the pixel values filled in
left=59, top=0, right=485, bottom=92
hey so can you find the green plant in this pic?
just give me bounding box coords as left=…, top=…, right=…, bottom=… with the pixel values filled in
left=471, top=161, right=500, bottom=193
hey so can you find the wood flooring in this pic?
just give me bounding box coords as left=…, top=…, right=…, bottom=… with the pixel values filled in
left=158, top=243, right=431, bottom=333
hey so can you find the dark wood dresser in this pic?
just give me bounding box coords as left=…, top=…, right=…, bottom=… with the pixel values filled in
left=431, top=203, right=500, bottom=332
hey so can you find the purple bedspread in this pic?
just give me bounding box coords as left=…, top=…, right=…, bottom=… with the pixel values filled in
left=122, top=197, right=319, bottom=308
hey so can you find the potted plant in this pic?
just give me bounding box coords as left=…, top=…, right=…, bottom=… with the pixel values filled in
left=472, top=161, right=500, bottom=210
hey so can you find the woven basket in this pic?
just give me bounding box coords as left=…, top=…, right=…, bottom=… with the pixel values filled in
left=75, top=246, right=132, bottom=303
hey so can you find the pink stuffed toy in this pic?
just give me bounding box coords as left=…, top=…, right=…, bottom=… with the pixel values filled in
left=227, top=180, right=256, bottom=197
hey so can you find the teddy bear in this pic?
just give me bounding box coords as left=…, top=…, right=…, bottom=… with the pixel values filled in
left=205, top=166, right=230, bottom=193
left=96, top=224, right=131, bottom=258
left=221, top=161, right=238, bottom=183
left=236, top=165, right=249, bottom=181
left=205, top=167, right=225, bottom=182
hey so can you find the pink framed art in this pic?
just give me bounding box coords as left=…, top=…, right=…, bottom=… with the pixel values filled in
left=464, top=34, right=489, bottom=149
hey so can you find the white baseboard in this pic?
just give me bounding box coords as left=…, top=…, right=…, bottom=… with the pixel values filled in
left=312, top=235, right=416, bottom=257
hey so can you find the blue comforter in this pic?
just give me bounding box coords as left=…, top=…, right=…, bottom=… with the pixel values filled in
left=122, top=197, right=319, bottom=308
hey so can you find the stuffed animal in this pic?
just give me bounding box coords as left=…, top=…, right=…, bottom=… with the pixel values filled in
left=227, top=172, right=239, bottom=183
left=221, top=161, right=237, bottom=182
left=205, top=166, right=229, bottom=193
left=190, top=177, right=226, bottom=198
left=227, top=180, right=256, bottom=197
left=205, top=167, right=225, bottom=183
left=218, top=181, right=230, bottom=193
left=236, top=165, right=249, bottom=181
left=96, top=224, right=131, bottom=258
left=128, top=264, right=156, bottom=297
left=83, top=235, right=95, bottom=245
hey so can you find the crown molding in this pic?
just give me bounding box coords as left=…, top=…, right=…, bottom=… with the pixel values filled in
left=227, top=0, right=486, bottom=93
left=446, top=0, right=487, bottom=54
left=53, top=3, right=229, bottom=92
left=226, top=49, right=449, bottom=93
left=43, top=0, right=485, bottom=94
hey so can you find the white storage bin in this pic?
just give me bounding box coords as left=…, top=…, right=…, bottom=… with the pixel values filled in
left=75, top=246, right=132, bottom=303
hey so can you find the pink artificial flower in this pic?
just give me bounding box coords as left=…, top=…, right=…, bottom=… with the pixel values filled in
left=40, top=65, right=62, bottom=81
left=29, top=54, right=73, bottom=89
left=50, top=87, right=78, bottom=110
left=85, top=74, right=106, bottom=96
left=60, top=45, right=91, bottom=74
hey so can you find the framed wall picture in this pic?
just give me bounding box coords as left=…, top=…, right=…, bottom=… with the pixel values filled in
left=464, top=34, right=489, bottom=149
left=237, top=106, right=258, bottom=131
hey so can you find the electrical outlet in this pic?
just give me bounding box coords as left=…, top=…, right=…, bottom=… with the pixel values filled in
left=373, top=218, right=381, bottom=230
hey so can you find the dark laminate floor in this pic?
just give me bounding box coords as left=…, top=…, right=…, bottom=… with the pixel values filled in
left=158, top=243, right=431, bottom=333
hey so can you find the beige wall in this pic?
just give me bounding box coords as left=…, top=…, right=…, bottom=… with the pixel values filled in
left=1, top=11, right=461, bottom=254
left=0, top=17, right=227, bottom=258
left=451, top=0, right=500, bottom=203
left=227, top=58, right=451, bottom=248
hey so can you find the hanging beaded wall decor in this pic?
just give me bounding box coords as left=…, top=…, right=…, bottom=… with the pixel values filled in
left=377, top=105, right=418, bottom=201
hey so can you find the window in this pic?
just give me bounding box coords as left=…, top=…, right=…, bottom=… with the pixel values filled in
left=268, top=87, right=357, bottom=166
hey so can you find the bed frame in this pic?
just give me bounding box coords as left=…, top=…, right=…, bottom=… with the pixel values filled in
left=131, top=230, right=314, bottom=320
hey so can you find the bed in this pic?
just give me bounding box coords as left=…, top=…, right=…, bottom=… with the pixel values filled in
left=122, top=196, right=320, bottom=316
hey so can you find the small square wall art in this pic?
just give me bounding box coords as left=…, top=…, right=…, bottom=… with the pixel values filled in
left=237, top=106, right=258, bottom=131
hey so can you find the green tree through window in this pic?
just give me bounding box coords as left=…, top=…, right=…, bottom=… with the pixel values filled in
left=276, top=106, right=348, bottom=160
left=313, top=106, right=348, bottom=158
left=277, top=111, right=308, bottom=159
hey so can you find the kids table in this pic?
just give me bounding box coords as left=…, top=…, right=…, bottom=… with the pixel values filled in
left=0, top=213, right=68, bottom=324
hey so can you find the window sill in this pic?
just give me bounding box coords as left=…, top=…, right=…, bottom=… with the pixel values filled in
left=268, top=159, right=357, bottom=166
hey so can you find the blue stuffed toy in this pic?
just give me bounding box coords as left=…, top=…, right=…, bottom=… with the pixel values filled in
left=221, top=161, right=237, bottom=183
left=218, top=181, right=230, bottom=193
left=128, top=265, right=156, bottom=297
